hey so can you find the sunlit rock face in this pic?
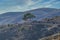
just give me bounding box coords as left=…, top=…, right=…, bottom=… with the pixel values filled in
left=39, top=33, right=60, bottom=40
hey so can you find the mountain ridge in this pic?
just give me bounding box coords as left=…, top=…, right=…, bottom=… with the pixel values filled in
left=0, top=8, right=60, bottom=24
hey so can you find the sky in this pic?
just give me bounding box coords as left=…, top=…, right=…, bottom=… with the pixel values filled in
left=0, top=0, right=60, bottom=14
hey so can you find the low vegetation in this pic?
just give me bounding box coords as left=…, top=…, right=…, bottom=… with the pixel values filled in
left=0, top=13, right=60, bottom=40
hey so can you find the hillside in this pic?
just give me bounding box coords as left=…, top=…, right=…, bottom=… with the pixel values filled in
left=0, top=8, right=60, bottom=24
left=0, top=16, right=60, bottom=40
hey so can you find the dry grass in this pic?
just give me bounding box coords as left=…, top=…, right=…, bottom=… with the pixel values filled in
left=40, top=33, right=60, bottom=40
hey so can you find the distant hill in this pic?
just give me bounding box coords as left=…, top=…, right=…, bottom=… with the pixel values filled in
left=0, top=8, right=60, bottom=24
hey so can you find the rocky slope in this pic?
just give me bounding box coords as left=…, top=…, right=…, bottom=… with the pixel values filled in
left=0, top=16, right=60, bottom=40
left=40, top=33, right=60, bottom=40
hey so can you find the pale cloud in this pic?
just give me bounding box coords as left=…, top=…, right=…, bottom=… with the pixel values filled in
left=44, top=5, right=52, bottom=7
left=24, top=0, right=42, bottom=7
left=0, top=0, right=59, bottom=14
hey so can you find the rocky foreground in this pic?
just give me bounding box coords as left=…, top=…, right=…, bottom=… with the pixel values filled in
left=0, top=16, right=60, bottom=40
left=40, top=33, right=60, bottom=40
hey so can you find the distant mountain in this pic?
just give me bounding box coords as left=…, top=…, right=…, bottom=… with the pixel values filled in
left=0, top=8, right=60, bottom=24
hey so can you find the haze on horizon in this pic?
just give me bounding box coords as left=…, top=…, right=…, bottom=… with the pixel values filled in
left=0, top=0, right=60, bottom=14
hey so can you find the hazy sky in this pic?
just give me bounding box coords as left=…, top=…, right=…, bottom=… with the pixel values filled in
left=0, top=0, right=60, bottom=14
